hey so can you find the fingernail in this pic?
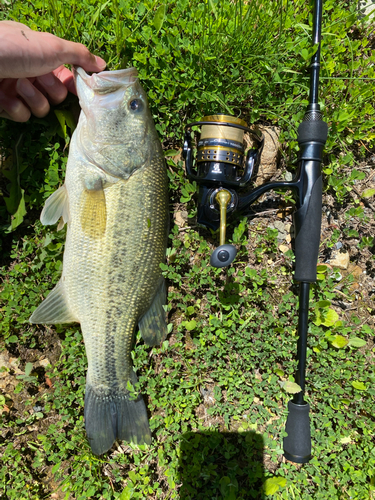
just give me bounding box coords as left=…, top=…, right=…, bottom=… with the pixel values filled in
left=95, top=56, right=107, bottom=70
left=17, top=78, right=35, bottom=97
left=38, top=73, right=56, bottom=86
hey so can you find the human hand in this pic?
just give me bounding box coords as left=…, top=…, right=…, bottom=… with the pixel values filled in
left=0, top=21, right=107, bottom=122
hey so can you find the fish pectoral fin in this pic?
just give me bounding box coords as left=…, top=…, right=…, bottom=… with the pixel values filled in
left=29, top=280, right=78, bottom=324
left=40, top=184, right=70, bottom=227
left=84, top=374, right=151, bottom=455
left=80, top=187, right=106, bottom=238
left=138, top=278, right=167, bottom=346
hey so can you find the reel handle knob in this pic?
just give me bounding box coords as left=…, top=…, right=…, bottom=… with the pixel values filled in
left=210, top=244, right=237, bottom=268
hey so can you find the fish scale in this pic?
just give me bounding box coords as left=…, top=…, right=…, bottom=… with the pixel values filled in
left=30, top=67, right=169, bottom=455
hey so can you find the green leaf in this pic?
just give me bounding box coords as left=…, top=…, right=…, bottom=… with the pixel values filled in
left=322, top=309, right=339, bottom=327
left=362, top=325, right=372, bottom=334
left=340, top=436, right=352, bottom=444
left=264, top=477, right=287, bottom=496
left=301, top=48, right=309, bottom=60
left=24, top=362, right=33, bottom=377
left=43, top=234, right=54, bottom=247
left=153, top=4, right=166, bottom=32
left=348, top=337, right=367, bottom=348
left=352, top=381, right=367, bottom=391
left=8, top=188, right=27, bottom=231
left=51, top=462, right=61, bottom=474
left=330, top=335, right=348, bottom=349
left=316, top=300, right=331, bottom=308
left=316, top=265, right=328, bottom=273
left=245, top=267, right=257, bottom=278
left=128, top=471, right=139, bottom=483
left=164, top=149, right=180, bottom=157
left=7, top=335, right=18, bottom=343
left=220, top=476, right=238, bottom=500
left=185, top=320, right=197, bottom=331
left=54, top=109, right=76, bottom=141
left=361, top=188, right=375, bottom=198
left=208, top=0, right=218, bottom=19
left=279, top=381, right=302, bottom=394
left=119, top=485, right=134, bottom=500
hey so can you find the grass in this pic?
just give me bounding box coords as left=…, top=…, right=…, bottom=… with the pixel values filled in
left=0, top=0, right=375, bottom=499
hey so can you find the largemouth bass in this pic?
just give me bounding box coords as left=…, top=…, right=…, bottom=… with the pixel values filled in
left=30, top=67, right=169, bottom=455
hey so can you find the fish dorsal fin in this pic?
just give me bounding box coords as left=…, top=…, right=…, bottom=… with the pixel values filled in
left=40, top=185, right=70, bottom=228
left=138, top=278, right=167, bottom=346
left=29, top=280, right=78, bottom=324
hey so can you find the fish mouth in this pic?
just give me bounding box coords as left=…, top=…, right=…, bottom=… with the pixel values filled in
left=73, top=66, right=139, bottom=93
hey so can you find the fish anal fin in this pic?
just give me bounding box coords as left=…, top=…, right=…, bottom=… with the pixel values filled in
left=41, top=185, right=70, bottom=226
left=29, top=280, right=78, bottom=324
left=138, top=278, right=167, bottom=346
left=84, top=376, right=151, bottom=455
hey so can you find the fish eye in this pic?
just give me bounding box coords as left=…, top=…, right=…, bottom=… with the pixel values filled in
left=129, top=99, right=143, bottom=112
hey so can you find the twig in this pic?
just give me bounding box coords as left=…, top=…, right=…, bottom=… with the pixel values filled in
left=351, top=185, right=375, bottom=212
left=333, top=289, right=354, bottom=301
left=248, top=208, right=280, bottom=216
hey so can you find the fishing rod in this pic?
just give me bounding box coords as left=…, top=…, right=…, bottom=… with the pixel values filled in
left=182, top=0, right=327, bottom=463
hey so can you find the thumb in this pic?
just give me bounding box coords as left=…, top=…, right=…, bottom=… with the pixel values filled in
left=54, top=38, right=107, bottom=73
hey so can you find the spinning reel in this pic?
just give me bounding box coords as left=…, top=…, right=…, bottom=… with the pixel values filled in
left=183, top=114, right=264, bottom=267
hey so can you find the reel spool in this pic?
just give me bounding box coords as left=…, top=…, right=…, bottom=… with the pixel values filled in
left=183, top=114, right=264, bottom=267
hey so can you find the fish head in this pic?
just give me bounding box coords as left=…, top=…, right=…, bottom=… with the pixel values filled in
left=73, top=67, right=159, bottom=180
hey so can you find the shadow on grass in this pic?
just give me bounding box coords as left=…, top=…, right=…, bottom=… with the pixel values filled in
left=178, top=430, right=265, bottom=500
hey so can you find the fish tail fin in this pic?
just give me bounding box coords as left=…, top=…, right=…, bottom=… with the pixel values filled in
left=84, top=378, right=152, bottom=455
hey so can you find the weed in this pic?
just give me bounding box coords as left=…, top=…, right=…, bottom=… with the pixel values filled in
left=0, top=0, right=374, bottom=499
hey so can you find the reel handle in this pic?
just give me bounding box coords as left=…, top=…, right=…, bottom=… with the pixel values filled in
left=210, top=189, right=237, bottom=268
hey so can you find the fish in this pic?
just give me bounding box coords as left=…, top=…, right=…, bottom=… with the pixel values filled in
left=30, top=67, right=169, bottom=455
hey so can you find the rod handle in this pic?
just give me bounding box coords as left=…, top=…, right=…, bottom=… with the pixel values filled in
left=283, top=401, right=312, bottom=463
left=293, top=172, right=322, bottom=282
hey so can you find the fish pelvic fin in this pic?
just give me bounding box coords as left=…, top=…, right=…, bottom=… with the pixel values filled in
left=29, top=280, right=78, bottom=324
left=84, top=375, right=152, bottom=455
left=41, top=184, right=70, bottom=229
left=138, top=278, right=167, bottom=346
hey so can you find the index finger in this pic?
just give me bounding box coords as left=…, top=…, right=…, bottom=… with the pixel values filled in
left=53, top=66, right=76, bottom=95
